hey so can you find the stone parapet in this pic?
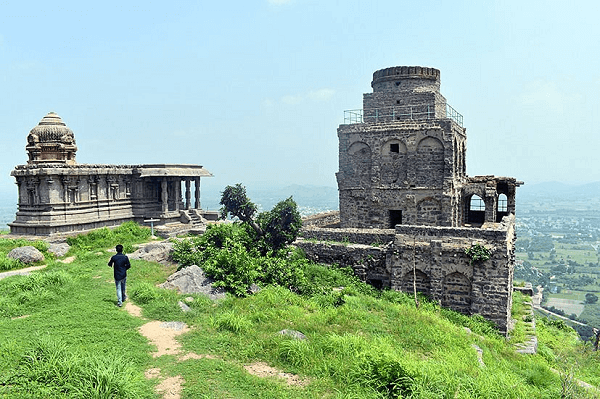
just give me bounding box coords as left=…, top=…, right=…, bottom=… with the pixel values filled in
left=300, top=226, right=395, bottom=246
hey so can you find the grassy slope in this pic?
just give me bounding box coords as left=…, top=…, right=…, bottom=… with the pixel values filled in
left=0, top=239, right=599, bottom=398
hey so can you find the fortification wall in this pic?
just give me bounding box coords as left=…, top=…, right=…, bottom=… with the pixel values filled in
left=296, top=215, right=516, bottom=334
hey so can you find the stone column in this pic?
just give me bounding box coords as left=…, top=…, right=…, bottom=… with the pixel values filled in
left=161, top=178, right=168, bottom=214
left=194, top=177, right=200, bottom=209
left=174, top=178, right=181, bottom=212
left=484, top=187, right=497, bottom=223
left=185, top=179, right=191, bottom=210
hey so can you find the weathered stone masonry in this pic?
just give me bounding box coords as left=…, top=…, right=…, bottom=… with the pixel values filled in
left=10, top=112, right=214, bottom=235
left=298, top=66, right=522, bottom=334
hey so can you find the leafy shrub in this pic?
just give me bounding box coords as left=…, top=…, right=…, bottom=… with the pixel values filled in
left=172, top=223, right=255, bottom=269
left=464, top=243, right=491, bottom=265
left=256, top=196, right=302, bottom=253
left=202, top=242, right=261, bottom=296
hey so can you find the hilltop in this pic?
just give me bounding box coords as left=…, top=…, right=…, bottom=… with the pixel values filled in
left=0, top=224, right=599, bottom=398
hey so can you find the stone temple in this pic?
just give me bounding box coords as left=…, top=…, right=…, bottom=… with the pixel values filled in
left=298, top=66, right=523, bottom=334
left=10, top=112, right=214, bottom=235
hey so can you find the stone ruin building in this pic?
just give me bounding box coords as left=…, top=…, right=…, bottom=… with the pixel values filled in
left=10, top=112, right=215, bottom=235
left=298, top=66, right=522, bottom=334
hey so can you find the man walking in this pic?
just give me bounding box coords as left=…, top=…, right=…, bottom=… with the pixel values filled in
left=108, top=244, right=131, bottom=307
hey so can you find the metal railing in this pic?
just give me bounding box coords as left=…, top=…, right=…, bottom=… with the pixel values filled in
left=343, top=103, right=463, bottom=127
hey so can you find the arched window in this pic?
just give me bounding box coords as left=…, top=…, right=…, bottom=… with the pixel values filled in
left=466, top=194, right=485, bottom=225
left=470, top=195, right=485, bottom=211
left=496, top=193, right=509, bottom=222
left=497, top=194, right=508, bottom=212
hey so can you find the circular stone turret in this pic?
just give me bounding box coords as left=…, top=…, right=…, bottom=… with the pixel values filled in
left=371, top=66, right=440, bottom=93
left=26, top=112, right=77, bottom=165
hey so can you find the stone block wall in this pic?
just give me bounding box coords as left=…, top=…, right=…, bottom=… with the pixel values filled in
left=301, top=226, right=395, bottom=246
left=301, top=211, right=341, bottom=228
left=297, top=215, right=516, bottom=334
left=337, top=119, right=466, bottom=229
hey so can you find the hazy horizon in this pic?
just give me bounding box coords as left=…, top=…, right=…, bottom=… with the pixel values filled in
left=2, top=1, right=600, bottom=194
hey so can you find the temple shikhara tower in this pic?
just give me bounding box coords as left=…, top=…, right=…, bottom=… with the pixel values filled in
left=337, top=66, right=521, bottom=229
left=10, top=112, right=214, bottom=235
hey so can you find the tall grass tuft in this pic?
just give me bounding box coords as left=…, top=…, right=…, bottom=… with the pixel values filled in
left=213, top=311, right=253, bottom=333
left=6, top=336, right=149, bottom=398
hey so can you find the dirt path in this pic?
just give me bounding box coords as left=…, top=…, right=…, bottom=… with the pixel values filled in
left=0, top=265, right=47, bottom=280
left=124, top=301, right=308, bottom=398
left=0, top=255, right=76, bottom=281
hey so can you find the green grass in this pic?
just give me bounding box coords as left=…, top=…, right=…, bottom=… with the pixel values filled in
left=0, top=225, right=599, bottom=398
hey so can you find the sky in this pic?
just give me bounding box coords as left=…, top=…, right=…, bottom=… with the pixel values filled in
left=1, top=0, right=600, bottom=199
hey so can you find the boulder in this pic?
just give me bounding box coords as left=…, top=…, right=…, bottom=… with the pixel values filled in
left=129, top=241, right=174, bottom=263
left=7, top=246, right=44, bottom=264
left=48, top=243, right=70, bottom=257
left=159, top=265, right=226, bottom=300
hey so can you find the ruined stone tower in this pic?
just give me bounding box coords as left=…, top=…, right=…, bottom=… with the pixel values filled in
left=298, top=66, right=524, bottom=334
left=337, top=66, right=520, bottom=229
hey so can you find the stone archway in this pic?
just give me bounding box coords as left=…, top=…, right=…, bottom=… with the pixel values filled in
left=348, top=142, right=372, bottom=186
left=402, top=269, right=431, bottom=297
left=416, top=137, right=444, bottom=188
left=442, top=272, right=472, bottom=314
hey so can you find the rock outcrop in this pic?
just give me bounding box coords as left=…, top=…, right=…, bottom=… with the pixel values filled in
left=159, top=265, right=226, bottom=300
left=7, top=246, right=44, bottom=264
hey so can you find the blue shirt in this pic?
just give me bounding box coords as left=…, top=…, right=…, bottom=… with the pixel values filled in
left=108, top=252, right=131, bottom=281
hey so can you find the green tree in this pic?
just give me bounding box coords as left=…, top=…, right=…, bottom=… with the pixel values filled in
left=219, top=183, right=263, bottom=236
left=257, top=196, right=302, bottom=253
left=585, top=293, right=598, bottom=304
left=219, top=183, right=302, bottom=254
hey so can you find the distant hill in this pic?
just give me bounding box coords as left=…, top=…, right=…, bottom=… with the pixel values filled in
left=192, top=184, right=339, bottom=217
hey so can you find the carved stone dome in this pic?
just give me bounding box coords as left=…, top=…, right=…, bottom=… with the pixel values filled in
left=26, top=112, right=77, bottom=165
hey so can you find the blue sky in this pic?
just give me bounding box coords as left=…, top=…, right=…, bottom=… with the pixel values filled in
left=1, top=0, right=599, bottom=197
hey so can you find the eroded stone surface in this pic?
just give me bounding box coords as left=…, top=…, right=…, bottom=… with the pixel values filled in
left=7, top=246, right=44, bottom=264
left=159, top=265, right=226, bottom=300
left=130, top=242, right=174, bottom=264
left=48, top=243, right=70, bottom=257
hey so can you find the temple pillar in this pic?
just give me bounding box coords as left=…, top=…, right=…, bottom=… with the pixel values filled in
left=161, top=178, right=168, bottom=214
left=194, top=177, right=200, bottom=209
left=185, top=180, right=191, bottom=210
left=175, top=178, right=181, bottom=211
